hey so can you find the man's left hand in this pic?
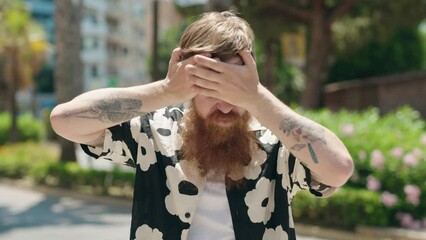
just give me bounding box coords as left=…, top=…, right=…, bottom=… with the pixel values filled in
left=185, top=50, right=261, bottom=109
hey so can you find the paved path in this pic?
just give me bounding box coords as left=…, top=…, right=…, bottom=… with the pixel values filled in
left=0, top=182, right=325, bottom=240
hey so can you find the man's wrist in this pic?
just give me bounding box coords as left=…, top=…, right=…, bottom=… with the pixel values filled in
left=244, top=84, right=269, bottom=116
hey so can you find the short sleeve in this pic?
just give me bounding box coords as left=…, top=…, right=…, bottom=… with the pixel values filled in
left=81, top=120, right=139, bottom=168
left=277, top=145, right=335, bottom=201
left=80, top=107, right=184, bottom=170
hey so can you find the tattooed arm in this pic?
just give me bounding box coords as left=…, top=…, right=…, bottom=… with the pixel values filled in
left=50, top=48, right=197, bottom=145
left=248, top=86, right=354, bottom=187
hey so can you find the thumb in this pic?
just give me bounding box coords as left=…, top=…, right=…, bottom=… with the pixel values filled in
left=239, top=50, right=256, bottom=67
left=169, top=48, right=183, bottom=64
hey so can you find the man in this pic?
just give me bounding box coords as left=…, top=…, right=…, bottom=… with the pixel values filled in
left=50, top=11, right=353, bottom=240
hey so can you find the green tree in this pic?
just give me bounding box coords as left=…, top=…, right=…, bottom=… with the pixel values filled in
left=0, top=0, right=48, bottom=142
left=235, top=0, right=426, bottom=108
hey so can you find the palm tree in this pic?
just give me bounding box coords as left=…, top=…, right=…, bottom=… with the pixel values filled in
left=54, top=0, right=83, bottom=161
left=0, top=0, right=48, bottom=142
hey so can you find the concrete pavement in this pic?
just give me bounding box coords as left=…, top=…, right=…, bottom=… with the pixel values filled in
left=0, top=182, right=132, bottom=240
left=0, top=182, right=325, bottom=240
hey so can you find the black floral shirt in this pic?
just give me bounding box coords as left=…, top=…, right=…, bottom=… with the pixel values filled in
left=81, top=107, right=328, bottom=240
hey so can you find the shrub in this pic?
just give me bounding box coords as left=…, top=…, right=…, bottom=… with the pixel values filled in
left=296, top=106, right=426, bottom=230
left=31, top=162, right=134, bottom=198
left=0, top=112, right=46, bottom=144
left=293, top=188, right=391, bottom=230
left=0, top=142, right=57, bottom=178
left=0, top=142, right=135, bottom=198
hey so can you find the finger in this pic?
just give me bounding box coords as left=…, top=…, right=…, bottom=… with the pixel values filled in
left=178, top=52, right=211, bottom=67
left=186, top=64, right=221, bottom=83
left=198, top=52, right=212, bottom=58
left=239, top=50, right=256, bottom=67
left=193, top=55, right=225, bottom=73
left=194, top=86, right=220, bottom=99
left=191, top=75, right=220, bottom=90
left=170, top=48, right=183, bottom=64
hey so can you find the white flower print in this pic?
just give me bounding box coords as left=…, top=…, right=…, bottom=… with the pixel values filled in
left=262, top=225, right=288, bottom=240
left=244, top=148, right=268, bottom=180
left=164, top=163, right=202, bottom=223
left=130, top=118, right=157, bottom=171
left=276, top=146, right=308, bottom=203
left=135, top=224, right=163, bottom=240
left=259, top=129, right=279, bottom=145
left=150, top=109, right=182, bottom=157
left=277, top=146, right=291, bottom=191
left=288, top=205, right=294, bottom=228
left=88, top=128, right=132, bottom=164
left=244, top=177, right=276, bottom=224
left=180, top=229, right=189, bottom=240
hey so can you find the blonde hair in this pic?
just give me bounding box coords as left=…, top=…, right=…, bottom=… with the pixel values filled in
left=179, top=11, right=255, bottom=61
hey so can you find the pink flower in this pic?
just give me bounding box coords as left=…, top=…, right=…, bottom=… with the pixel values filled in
left=404, top=185, right=421, bottom=206
left=421, top=134, right=426, bottom=145
left=403, top=153, right=418, bottom=167
left=340, top=124, right=355, bottom=137
left=390, top=147, right=404, bottom=158
left=381, top=191, right=398, bottom=207
left=370, top=150, right=385, bottom=170
left=366, top=176, right=381, bottom=191
left=396, top=212, right=413, bottom=228
left=409, top=220, right=422, bottom=230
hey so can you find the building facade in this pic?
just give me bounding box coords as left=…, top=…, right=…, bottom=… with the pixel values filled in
left=25, top=0, right=154, bottom=92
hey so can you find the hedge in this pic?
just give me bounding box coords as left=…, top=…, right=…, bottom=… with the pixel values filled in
left=0, top=112, right=46, bottom=144
left=295, top=106, right=426, bottom=230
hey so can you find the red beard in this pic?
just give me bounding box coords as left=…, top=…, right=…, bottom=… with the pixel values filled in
left=180, top=104, right=258, bottom=188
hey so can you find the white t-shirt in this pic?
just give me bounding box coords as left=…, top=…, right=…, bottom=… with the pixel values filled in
left=187, top=179, right=235, bottom=240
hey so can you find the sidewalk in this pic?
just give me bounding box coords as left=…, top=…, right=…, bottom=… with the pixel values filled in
left=0, top=181, right=132, bottom=240
left=0, top=180, right=325, bottom=240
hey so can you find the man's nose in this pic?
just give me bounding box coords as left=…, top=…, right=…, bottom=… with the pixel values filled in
left=216, top=101, right=234, bottom=114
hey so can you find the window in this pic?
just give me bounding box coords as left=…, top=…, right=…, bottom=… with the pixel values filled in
left=91, top=65, right=98, bottom=78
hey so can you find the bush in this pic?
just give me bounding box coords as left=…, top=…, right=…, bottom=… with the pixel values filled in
left=0, top=112, right=46, bottom=144
left=0, top=142, right=57, bottom=178
left=296, top=106, right=426, bottom=230
left=0, top=142, right=135, bottom=198
left=30, top=161, right=134, bottom=198
left=293, top=188, right=391, bottom=230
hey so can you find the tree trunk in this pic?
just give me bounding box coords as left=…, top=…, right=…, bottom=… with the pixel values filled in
left=0, top=56, right=8, bottom=112
left=54, top=0, right=83, bottom=161
left=261, top=38, right=278, bottom=93
left=300, top=1, right=331, bottom=109
left=7, top=47, right=19, bottom=142
left=206, top=0, right=232, bottom=11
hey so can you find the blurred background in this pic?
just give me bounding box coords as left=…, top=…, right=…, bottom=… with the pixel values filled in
left=1, top=0, right=426, bottom=239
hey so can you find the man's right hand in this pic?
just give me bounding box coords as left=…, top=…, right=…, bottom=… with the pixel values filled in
left=164, top=48, right=211, bottom=104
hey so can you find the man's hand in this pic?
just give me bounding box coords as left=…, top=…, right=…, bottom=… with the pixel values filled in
left=164, top=48, right=211, bottom=104
left=185, top=50, right=261, bottom=109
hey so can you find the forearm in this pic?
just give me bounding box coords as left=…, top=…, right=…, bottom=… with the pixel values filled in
left=50, top=80, right=174, bottom=144
left=248, top=85, right=353, bottom=187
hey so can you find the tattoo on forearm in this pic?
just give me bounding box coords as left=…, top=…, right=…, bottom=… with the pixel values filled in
left=308, top=143, right=318, bottom=164
left=279, top=116, right=327, bottom=164
left=62, top=97, right=144, bottom=123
